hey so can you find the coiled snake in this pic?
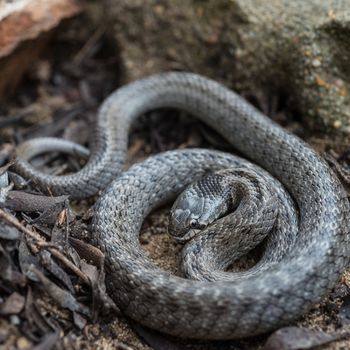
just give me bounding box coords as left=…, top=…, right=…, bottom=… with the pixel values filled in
left=12, top=73, right=350, bottom=339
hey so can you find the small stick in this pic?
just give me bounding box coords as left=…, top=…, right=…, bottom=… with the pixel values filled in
left=0, top=208, right=89, bottom=285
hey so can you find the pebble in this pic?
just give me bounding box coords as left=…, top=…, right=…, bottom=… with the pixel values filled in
left=17, top=336, right=32, bottom=349
left=312, top=58, right=321, bottom=67
left=333, top=120, right=342, bottom=129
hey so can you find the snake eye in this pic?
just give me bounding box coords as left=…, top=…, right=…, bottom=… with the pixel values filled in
left=189, top=219, right=198, bottom=228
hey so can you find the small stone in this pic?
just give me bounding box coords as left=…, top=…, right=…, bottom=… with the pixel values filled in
left=105, top=0, right=350, bottom=134
left=328, top=9, right=336, bottom=19
left=312, top=58, right=322, bottom=67
left=206, top=32, right=219, bottom=44
left=90, top=325, right=100, bottom=337
left=339, top=87, right=347, bottom=97
left=196, top=7, right=204, bottom=17
left=10, top=315, right=20, bottom=325
left=17, top=337, right=32, bottom=349
left=333, top=120, right=342, bottom=129
left=334, top=78, right=345, bottom=88
left=315, top=76, right=328, bottom=87
left=153, top=4, right=164, bottom=15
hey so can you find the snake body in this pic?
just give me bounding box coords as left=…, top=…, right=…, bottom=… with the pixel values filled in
left=12, top=73, right=350, bottom=339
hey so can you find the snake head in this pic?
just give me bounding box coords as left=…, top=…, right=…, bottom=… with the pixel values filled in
left=168, top=174, right=231, bottom=242
left=168, top=202, right=206, bottom=242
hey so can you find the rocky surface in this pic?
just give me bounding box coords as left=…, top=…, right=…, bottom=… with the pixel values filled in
left=105, top=0, right=350, bottom=135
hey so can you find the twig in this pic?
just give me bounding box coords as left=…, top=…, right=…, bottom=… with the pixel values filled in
left=0, top=208, right=89, bottom=285
left=73, top=25, right=106, bottom=65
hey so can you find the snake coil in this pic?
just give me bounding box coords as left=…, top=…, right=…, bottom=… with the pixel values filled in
left=13, top=73, right=350, bottom=339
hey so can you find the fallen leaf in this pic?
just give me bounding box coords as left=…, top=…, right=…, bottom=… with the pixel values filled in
left=0, top=240, right=26, bottom=287
left=8, top=190, right=68, bottom=211
left=31, top=267, right=90, bottom=316
left=80, top=260, right=118, bottom=320
left=25, top=287, right=57, bottom=335
left=263, top=326, right=349, bottom=350
left=69, top=237, right=105, bottom=267
left=0, top=292, right=25, bottom=315
left=0, top=326, right=9, bottom=344
left=31, top=332, right=59, bottom=350
left=73, top=311, right=87, bottom=330
left=7, top=171, right=28, bottom=189
left=18, top=238, right=43, bottom=282
left=3, top=190, right=69, bottom=225
left=35, top=201, right=71, bottom=226
left=0, top=161, right=13, bottom=176
left=0, top=143, right=14, bottom=165
left=0, top=222, right=21, bottom=240
left=39, top=250, right=75, bottom=294
left=339, top=294, right=350, bottom=325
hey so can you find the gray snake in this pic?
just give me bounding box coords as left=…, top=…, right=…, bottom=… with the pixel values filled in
left=11, top=72, right=350, bottom=339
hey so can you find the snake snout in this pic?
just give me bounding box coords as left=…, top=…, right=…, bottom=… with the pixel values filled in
left=168, top=175, right=231, bottom=242
left=168, top=197, right=208, bottom=242
left=168, top=208, right=195, bottom=241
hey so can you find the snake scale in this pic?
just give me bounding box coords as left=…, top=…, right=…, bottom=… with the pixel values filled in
left=12, top=73, right=350, bottom=339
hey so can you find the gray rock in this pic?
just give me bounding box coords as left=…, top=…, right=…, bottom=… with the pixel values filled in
left=103, top=0, right=350, bottom=134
